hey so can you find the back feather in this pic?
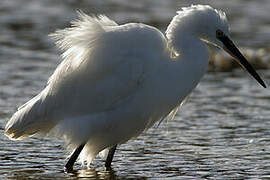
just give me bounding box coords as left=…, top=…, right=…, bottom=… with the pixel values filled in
left=5, top=11, right=118, bottom=140
left=5, top=88, right=55, bottom=139
left=50, top=11, right=117, bottom=52
left=48, top=11, right=118, bottom=84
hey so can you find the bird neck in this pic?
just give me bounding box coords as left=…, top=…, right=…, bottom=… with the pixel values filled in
left=169, top=32, right=210, bottom=66
left=166, top=13, right=208, bottom=57
left=165, top=33, right=210, bottom=99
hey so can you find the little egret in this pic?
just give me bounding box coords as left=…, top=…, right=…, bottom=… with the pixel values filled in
left=5, top=5, right=266, bottom=172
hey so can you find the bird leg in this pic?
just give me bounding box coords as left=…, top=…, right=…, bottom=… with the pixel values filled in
left=64, top=143, right=85, bottom=173
left=105, top=145, right=117, bottom=168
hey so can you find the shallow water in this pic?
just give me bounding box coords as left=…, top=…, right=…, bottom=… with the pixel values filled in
left=1, top=0, right=270, bottom=179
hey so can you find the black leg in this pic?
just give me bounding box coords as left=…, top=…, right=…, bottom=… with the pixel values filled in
left=105, top=145, right=117, bottom=168
left=64, top=143, right=85, bottom=173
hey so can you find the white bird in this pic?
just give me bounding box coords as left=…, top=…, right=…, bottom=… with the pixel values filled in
left=5, top=5, right=266, bottom=172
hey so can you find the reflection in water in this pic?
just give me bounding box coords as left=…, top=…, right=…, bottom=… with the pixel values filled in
left=72, top=167, right=118, bottom=179
left=3, top=165, right=142, bottom=179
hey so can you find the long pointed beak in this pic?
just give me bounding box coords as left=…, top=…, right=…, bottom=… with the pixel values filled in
left=218, top=34, right=266, bottom=88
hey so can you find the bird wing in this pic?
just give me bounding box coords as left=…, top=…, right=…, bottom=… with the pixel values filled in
left=5, top=11, right=169, bottom=139
left=46, top=13, right=168, bottom=117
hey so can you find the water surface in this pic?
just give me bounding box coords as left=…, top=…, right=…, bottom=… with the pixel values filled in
left=1, top=0, right=270, bottom=179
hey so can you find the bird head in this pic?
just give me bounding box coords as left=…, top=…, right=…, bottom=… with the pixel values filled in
left=166, top=5, right=266, bottom=88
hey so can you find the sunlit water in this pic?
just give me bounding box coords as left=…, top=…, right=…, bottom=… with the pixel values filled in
left=1, top=0, right=270, bottom=179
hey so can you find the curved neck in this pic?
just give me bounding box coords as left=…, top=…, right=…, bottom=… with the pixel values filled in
left=170, top=32, right=210, bottom=64
left=166, top=33, right=210, bottom=98
left=169, top=31, right=198, bottom=54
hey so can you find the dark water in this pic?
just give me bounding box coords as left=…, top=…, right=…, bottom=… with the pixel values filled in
left=1, top=0, right=270, bottom=179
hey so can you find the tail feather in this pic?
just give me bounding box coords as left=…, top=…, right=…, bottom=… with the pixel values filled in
left=5, top=90, right=56, bottom=140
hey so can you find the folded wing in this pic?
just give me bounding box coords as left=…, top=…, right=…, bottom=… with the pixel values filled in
left=5, top=12, right=168, bottom=139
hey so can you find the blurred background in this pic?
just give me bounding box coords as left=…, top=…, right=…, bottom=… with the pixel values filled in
left=0, top=0, right=270, bottom=179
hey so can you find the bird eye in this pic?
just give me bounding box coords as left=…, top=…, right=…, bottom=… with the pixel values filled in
left=216, top=29, right=224, bottom=38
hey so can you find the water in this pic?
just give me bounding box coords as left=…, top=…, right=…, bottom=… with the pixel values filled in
left=1, top=0, right=270, bottom=179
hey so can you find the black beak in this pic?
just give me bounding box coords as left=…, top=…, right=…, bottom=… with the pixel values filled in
left=217, top=34, right=266, bottom=88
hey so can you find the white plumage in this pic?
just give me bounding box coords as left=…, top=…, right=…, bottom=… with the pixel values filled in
left=5, top=5, right=265, bottom=168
